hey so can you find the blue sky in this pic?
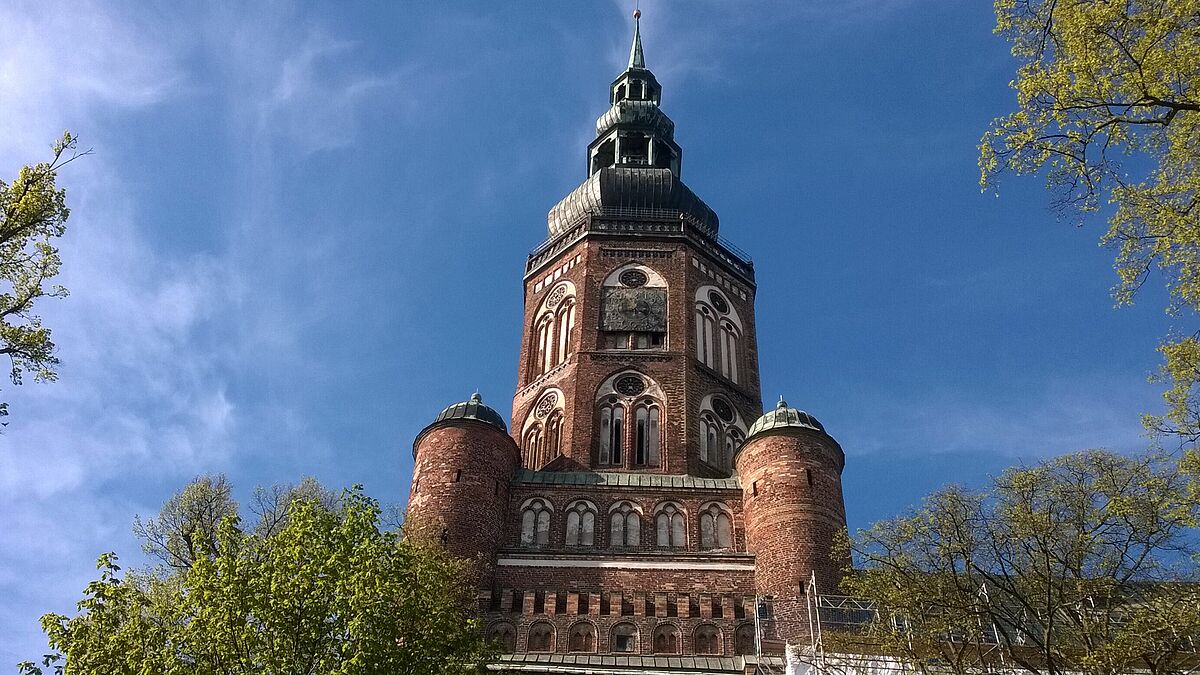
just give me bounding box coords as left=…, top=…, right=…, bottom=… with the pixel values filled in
left=0, top=0, right=1174, bottom=664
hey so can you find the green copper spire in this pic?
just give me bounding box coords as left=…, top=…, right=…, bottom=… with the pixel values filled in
left=628, top=9, right=645, bottom=69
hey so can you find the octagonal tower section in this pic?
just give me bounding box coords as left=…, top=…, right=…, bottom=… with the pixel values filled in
left=408, top=393, right=520, bottom=589
left=734, top=398, right=848, bottom=599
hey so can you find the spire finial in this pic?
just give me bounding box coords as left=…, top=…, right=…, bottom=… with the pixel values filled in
left=470, top=391, right=482, bottom=404
left=628, top=8, right=645, bottom=69
left=777, top=395, right=789, bottom=409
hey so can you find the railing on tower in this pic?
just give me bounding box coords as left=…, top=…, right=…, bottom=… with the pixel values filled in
left=526, top=205, right=755, bottom=280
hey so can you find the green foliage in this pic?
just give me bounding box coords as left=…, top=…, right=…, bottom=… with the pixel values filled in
left=0, top=132, right=83, bottom=421
left=834, top=449, right=1200, bottom=675
left=979, top=0, right=1200, bottom=446
left=19, top=480, right=493, bottom=675
left=132, top=474, right=238, bottom=569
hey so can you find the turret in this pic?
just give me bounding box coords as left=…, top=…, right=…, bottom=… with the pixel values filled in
left=734, top=398, right=848, bottom=598
left=408, top=393, right=520, bottom=587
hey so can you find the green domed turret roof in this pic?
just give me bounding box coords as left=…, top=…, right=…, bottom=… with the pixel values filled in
left=430, top=392, right=507, bottom=433
left=746, top=397, right=826, bottom=439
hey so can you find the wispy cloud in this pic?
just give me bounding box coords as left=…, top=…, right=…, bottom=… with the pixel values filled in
left=0, top=1, right=400, bottom=664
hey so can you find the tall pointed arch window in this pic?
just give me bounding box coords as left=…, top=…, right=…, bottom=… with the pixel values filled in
left=555, top=299, right=575, bottom=366
left=695, top=305, right=716, bottom=368
left=535, top=315, right=554, bottom=376
left=523, top=389, right=564, bottom=469
left=700, top=413, right=720, bottom=466
left=519, top=499, right=552, bottom=548
left=597, top=371, right=665, bottom=468
left=531, top=282, right=575, bottom=378
left=633, top=400, right=660, bottom=466
left=655, top=502, right=686, bottom=548
left=699, top=503, right=734, bottom=550
left=523, top=425, right=543, bottom=469
left=694, top=287, right=742, bottom=384
left=720, top=320, right=739, bottom=383
left=609, top=501, right=641, bottom=547
left=564, top=500, right=597, bottom=547
left=545, top=412, right=563, bottom=461
left=598, top=399, right=624, bottom=465
left=698, top=395, right=748, bottom=474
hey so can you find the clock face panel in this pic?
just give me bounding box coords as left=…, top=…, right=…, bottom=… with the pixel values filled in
left=600, top=287, right=667, bottom=332
left=708, top=290, right=729, bottom=314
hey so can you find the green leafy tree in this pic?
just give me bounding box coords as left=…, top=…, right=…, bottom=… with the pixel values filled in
left=818, top=450, right=1200, bottom=675
left=0, top=132, right=84, bottom=421
left=19, top=480, right=493, bottom=675
left=132, top=473, right=238, bottom=569
left=979, top=1, right=1200, bottom=450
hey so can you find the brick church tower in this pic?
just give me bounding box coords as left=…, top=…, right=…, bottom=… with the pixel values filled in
left=407, top=13, right=848, bottom=673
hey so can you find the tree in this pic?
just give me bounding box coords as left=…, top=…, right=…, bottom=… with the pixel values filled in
left=979, top=1, right=1200, bottom=448
left=132, top=474, right=238, bottom=569
left=824, top=450, right=1200, bottom=675
left=19, top=480, right=494, bottom=675
left=0, top=132, right=85, bottom=421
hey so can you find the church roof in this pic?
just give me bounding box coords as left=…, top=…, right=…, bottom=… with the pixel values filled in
left=746, top=397, right=827, bottom=439
left=430, top=392, right=507, bottom=433
left=544, top=9, right=720, bottom=239
left=547, top=167, right=719, bottom=238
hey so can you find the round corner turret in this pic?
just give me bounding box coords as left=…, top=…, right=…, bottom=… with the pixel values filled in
left=735, top=397, right=848, bottom=598
left=407, top=393, right=520, bottom=587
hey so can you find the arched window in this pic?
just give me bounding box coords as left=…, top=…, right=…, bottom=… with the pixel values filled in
left=699, top=396, right=747, bottom=474
left=568, top=622, right=596, bottom=652
left=700, top=413, right=720, bottom=466
left=695, top=624, right=722, bottom=655
left=695, top=305, right=716, bottom=368
left=633, top=400, right=660, bottom=466
left=520, top=499, right=552, bottom=548
left=555, top=300, right=575, bottom=366
left=535, top=315, right=554, bottom=376
left=734, top=624, right=756, bottom=656
left=655, top=503, right=686, bottom=548
left=694, top=287, right=742, bottom=383
left=523, top=425, right=543, bottom=468
left=724, top=428, right=744, bottom=473
left=564, top=500, right=597, bottom=547
left=545, top=412, right=563, bottom=462
left=720, top=321, right=739, bottom=383
left=611, top=622, right=638, bottom=653
left=699, top=503, right=734, bottom=550
left=489, top=623, right=516, bottom=653
left=598, top=399, right=624, bottom=465
left=531, top=282, right=575, bottom=378
left=527, top=622, right=555, bottom=652
left=652, top=624, right=680, bottom=654
left=609, top=501, right=641, bottom=547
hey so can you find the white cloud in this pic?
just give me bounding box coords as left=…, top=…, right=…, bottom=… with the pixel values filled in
left=0, top=1, right=397, bottom=665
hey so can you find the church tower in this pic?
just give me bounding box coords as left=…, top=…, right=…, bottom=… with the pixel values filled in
left=407, top=12, right=848, bottom=672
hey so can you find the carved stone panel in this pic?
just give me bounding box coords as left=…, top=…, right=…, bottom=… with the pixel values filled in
left=601, top=287, right=667, bottom=332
